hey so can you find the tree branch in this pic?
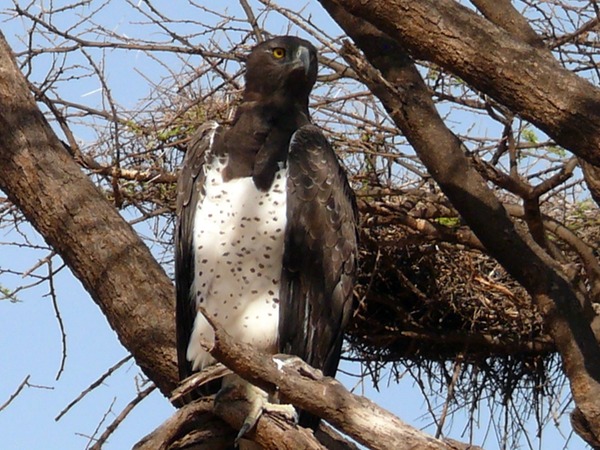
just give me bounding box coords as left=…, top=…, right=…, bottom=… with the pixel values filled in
left=323, top=0, right=600, bottom=167
left=206, top=316, right=480, bottom=450
left=0, top=31, right=178, bottom=395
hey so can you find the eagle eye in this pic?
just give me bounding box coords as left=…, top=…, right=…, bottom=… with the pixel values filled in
left=272, top=47, right=286, bottom=59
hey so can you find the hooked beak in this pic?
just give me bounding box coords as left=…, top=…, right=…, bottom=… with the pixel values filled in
left=293, top=45, right=312, bottom=76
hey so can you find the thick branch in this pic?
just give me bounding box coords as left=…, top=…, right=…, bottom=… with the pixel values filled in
left=325, top=0, right=600, bottom=166
left=207, top=319, right=479, bottom=450
left=134, top=398, right=234, bottom=450
left=0, top=31, right=178, bottom=395
left=469, top=0, right=547, bottom=49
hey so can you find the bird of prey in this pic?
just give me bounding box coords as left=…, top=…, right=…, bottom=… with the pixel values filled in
left=175, top=35, right=358, bottom=436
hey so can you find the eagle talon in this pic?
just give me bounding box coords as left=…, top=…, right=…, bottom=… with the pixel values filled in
left=264, top=402, right=298, bottom=424
left=234, top=385, right=266, bottom=444
left=229, top=381, right=298, bottom=445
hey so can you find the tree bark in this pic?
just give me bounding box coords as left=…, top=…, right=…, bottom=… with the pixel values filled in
left=0, top=31, right=178, bottom=396
left=325, top=0, right=600, bottom=166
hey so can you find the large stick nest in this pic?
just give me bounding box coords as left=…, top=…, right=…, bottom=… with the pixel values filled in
left=346, top=196, right=553, bottom=370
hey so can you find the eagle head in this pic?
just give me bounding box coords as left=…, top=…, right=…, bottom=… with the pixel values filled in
left=243, top=36, right=318, bottom=108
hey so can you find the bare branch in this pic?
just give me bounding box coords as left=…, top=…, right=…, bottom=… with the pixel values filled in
left=55, top=355, right=133, bottom=421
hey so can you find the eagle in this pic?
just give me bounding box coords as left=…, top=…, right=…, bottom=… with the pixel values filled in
left=175, top=35, right=358, bottom=437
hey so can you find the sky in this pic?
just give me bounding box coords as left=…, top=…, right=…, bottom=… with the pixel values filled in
left=0, top=1, right=589, bottom=449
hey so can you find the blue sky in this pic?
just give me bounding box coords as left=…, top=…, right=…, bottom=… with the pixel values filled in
left=0, top=1, right=588, bottom=449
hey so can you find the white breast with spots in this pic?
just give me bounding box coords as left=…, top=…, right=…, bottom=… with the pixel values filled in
left=186, top=156, right=287, bottom=371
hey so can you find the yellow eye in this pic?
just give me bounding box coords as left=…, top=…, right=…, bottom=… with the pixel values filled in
left=272, top=47, right=286, bottom=59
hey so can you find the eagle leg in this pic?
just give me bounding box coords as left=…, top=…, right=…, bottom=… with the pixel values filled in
left=214, top=375, right=297, bottom=445
left=234, top=383, right=298, bottom=445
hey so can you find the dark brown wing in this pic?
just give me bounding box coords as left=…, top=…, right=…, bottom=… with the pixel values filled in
left=175, top=121, right=221, bottom=381
left=279, top=124, right=358, bottom=382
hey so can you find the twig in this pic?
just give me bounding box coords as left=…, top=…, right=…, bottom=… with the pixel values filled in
left=55, top=355, right=133, bottom=421
left=239, top=0, right=263, bottom=43
left=46, top=258, right=67, bottom=380
left=0, top=375, right=51, bottom=411
left=82, top=397, right=117, bottom=450
left=89, top=384, right=156, bottom=450
left=170, top=363, right=232, bottom=405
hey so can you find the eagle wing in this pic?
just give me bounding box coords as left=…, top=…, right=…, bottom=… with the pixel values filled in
left=279, top=124, right=358, bottom=380
left=175, top=121, right=221, bottom=381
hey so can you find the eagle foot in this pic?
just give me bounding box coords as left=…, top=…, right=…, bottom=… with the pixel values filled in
left=228, top=382, right=297, bottom=445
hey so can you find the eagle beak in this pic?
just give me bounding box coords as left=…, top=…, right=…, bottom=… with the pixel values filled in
left=294, top=46, right=312, bottom=76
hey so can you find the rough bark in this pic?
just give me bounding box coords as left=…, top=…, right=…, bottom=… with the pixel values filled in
left=469, top=0, right=546, bottom=49
left=0, top=31, right=178, bottom=396
left=316, top=2, right=600, bottom=446
left=581, top=159, right=600, bottom=209
left=325, top=0, right=600, bottom=167
left=133, top=398, right=235, bottom=450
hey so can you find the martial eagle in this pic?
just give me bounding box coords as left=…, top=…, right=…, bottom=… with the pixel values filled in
left=175, top=35, right=358, bottom=436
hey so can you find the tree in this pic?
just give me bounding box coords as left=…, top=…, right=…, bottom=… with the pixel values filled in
left=1, top=1, right=599, bottom=448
